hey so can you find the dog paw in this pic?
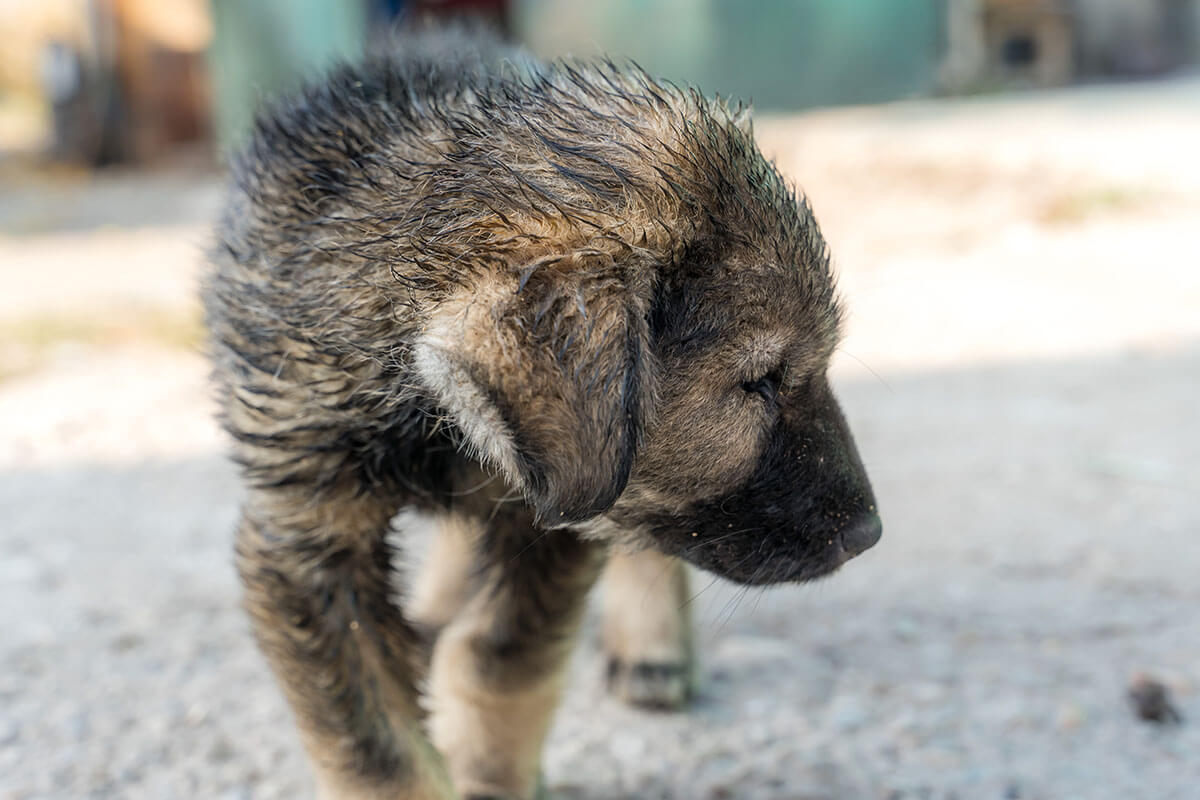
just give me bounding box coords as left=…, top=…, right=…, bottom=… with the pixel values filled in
left=459, top=770, right=546, bottom=800
left=606, top=656, right=692, bottom=711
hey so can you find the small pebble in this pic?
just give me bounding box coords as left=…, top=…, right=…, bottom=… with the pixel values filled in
left=1127, top=673, right=1183, bottom=725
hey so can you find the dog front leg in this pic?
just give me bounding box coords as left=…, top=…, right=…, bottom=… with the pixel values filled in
left=602, top=549, right=695, bottom=710
left=425, top=510, right=605, bottom=800
left=237, top=483, right=454, bottom=800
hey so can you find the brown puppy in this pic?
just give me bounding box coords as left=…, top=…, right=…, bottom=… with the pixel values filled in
left=204, top=31, right=880, bottom=800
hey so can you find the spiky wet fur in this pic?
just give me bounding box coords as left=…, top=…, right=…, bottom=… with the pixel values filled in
left=205, top=30, right=875, bottom=800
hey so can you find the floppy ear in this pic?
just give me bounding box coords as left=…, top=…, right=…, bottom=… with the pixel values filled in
left=414, top=251, right=655, bottom=525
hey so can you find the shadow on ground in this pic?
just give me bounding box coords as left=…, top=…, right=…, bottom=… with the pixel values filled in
left=2, top=344, right=1197, bottom=799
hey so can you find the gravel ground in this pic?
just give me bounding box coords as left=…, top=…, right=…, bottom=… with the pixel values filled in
left=2, top=76, right=1198, bottom=800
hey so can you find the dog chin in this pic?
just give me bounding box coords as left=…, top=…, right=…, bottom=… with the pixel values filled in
left=720, top=558, right=844, bottom=586
left=678, top=544, right=847, bottom=586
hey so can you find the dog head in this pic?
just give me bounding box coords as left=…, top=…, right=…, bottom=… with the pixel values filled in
left=412, top=65, right=879, bottom=584
left=604, top=238, right=881, bottom=584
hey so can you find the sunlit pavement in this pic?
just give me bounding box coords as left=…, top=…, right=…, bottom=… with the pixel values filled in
left=2, top=75, right=1198, bottom=799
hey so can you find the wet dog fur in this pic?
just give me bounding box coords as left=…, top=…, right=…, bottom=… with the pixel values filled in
left=204, top=30, right=880, bottom=800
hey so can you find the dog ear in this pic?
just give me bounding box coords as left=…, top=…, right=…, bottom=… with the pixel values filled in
left=414, top=252, right=654, bottom=525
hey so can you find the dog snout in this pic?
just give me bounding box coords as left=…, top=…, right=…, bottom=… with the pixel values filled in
left=837, top=512, right=882, bottom=558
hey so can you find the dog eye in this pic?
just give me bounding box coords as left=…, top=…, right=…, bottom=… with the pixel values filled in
left=742, top=367, right=784, bottom=404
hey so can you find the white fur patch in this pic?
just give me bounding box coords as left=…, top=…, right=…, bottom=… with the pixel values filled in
left=413, top=333, right=522, bottom=489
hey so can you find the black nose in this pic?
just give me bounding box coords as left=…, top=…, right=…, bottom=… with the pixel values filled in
left=838, top=513, right=882, bottom=557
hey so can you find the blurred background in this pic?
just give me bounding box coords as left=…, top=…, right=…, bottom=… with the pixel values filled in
left=2, top=2, right=1198, bottom=799
left=4, top=0, right=1200, bottom=162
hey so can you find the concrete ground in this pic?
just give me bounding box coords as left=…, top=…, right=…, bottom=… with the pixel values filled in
left=1, top=74, right=1198, bottom=800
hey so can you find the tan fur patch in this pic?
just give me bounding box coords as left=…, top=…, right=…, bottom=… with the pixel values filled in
left=603, top=549, right=693, bottom=669
left=413, top=274, right=525, bottom=485
left=425, top=598, right=571, bottom=798
left=408, top=511, right=482, bottom=633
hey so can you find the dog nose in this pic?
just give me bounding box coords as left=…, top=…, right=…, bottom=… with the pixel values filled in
left=838, top=513, right=882, bottom=557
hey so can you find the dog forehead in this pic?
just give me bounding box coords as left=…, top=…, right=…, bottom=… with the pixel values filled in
left=662, top=258, right=840, bottom=342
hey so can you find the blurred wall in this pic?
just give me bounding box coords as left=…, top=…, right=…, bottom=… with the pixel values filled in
left=514, top=0, right=944, bottom=110
left=0, top=0, right=212, bottom=165
left=204, top=0, right=1200, bottom=151
left=942, top=0, right=1200, bottom=91
left=1075, top=0, right=1199, bottom=75
left=0, top=0, right=87, bottom=97
left=208, top=0, right=366, bottom=152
